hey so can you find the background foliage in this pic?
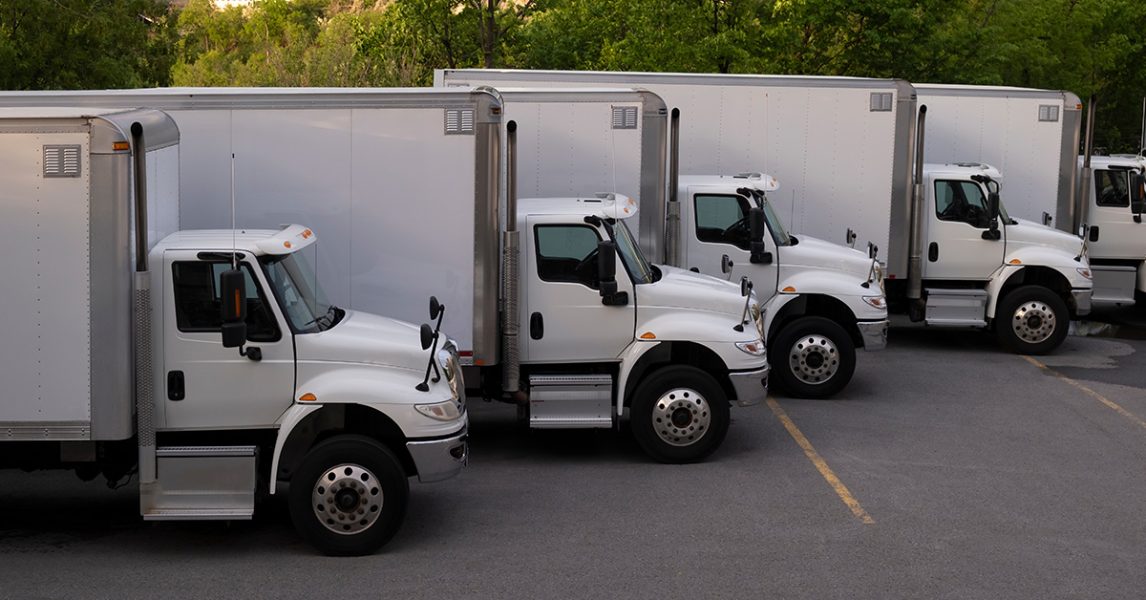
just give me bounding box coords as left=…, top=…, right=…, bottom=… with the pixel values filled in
left=1, top=0, right=1143, bottom=151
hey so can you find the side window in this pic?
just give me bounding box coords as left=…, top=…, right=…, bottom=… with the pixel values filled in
left=534, top=225, right=602, bottom=288
left=935, top=180, right=990, bottom=227
left=172, top=261, right=280, bottom=342
left=695, top=194, right=751, bottom=250
left=1094, top=169, right=1130, bottom=207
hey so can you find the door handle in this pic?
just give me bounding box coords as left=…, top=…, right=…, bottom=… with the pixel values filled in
left=167, top=371, right=185, bottom=401
left=1089, top=226, right=1100, bottom=242
left=530, top=312, right=544, bottom=340
left=721, top=254, right=733, bottom=273
left=928, top=242, right=939, bottom=262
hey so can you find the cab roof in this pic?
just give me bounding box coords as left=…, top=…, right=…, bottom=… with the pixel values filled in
left=925, top=162, right=1002, bottom=179
left=518, top=194, right=639, bottom=221
left=154, top=224, right=317, bottom=256
left=678, top=173, right=780, bottom=193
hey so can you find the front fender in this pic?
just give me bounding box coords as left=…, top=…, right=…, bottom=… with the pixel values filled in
left=268, top=403, right=322, bottom=495
left=615, top=340, right=663, bottom=417
left=986, top=256, right=1090, bottom=318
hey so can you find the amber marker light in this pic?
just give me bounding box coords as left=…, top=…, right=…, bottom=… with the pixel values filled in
left=112, top=141, right=130, bottom=151
left=299, top=393, right=317, bottom=402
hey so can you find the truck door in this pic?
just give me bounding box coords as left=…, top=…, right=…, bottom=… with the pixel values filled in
left=161, top=251, right=296, bottom=430
left=524, top=217, right=636, bottom=364
left=922, top=178, right=1005, bottom=280
left=685, top=189, right=779, bottom=300
left=1088, top=168, right=1140, bottom=259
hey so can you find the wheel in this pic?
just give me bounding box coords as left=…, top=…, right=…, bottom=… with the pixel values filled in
left=630, top=366, right=730, bottom=464
left=769, top=316, right=856, bottom=399
left=288, top=434, right=409, bottom=556
left=995, top=285, right=1069, bottom=354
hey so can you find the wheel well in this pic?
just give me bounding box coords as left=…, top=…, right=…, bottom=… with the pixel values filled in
left=276, top=405, right=415, bottom=482
left=768, top=294, right=862, bottom=348
left=998, top=267, right=1075, bottom=314
left=622, top=341, right=735, bottom=407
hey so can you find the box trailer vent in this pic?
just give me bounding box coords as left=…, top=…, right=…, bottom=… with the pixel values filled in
left=1038, top=105, right=1060, bottom=122
left=43, top=145, right=81, bottom=177
left=612, top=106, right=638, bottom=129
left=444, top=109, right=475, bottom=135
left=869, top=92, right=893, bottom=112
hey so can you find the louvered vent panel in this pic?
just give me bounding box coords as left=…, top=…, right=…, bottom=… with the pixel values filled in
left=444, top=109, right=475, bottom=135
left=44, top=145, right=82, bottom=178
left=869, top=92, right=893, bottom=112
left=612, top=106, right=638, bottom=129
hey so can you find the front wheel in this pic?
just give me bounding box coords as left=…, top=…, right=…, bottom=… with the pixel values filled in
left=630, top=366, right=730, bottom=464
left=289, top=434, right=409, bottom=556
left=769, top=316, right=856, bottom=399
left=995, top=285, right=1069, bottom=354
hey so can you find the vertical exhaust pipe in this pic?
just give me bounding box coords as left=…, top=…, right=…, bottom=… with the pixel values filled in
left=501, top=120, right=521, bottom=395
left=665, top=108, right=682, bottom=266
left=130, top=123, right=157, bottom=487
left=1077, top=95, right=1098, bottom=233
left=907, top=105, right=927, bottom=301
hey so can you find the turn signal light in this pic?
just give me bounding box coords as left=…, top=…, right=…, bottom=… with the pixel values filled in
left=299, top=393, right=317, bottom=402
left=639, top=331, right=657, bottom=340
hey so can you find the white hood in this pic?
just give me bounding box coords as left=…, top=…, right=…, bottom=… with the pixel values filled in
left=781, top=234, right=874, bottom=279
left=294, top=310, right=434, bottom=373
left=642, top=265, right=750, bottom=320
left=1006, top=218, right=1084, bottom=256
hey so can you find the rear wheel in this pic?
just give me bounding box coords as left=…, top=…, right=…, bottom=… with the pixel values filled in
left=630, top=366, right=730, bottom=463
left=996, top=285, right=1069, bottom=354
left=769, top=316, right=856, bottom=399
left=289, top=435, right=408, bottom=556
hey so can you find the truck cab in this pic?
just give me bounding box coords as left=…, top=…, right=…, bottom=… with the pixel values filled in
left=907, top=162, right=1093, bottom=353
left=148, top=224, right=468, bottom=555
left=512, top=194, right=769, bottom=462
left=1077, top=154, right=1146, bottom=305
left=675, top=174, right=888, bottom=398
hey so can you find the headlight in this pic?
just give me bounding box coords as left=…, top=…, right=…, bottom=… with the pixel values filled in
left=862, top=295, right=886, bottom=309
left=437, top=341, right=463, bottom=404
left=873, top=262, right=886, bottom=293
left=735, top=339, right=766, bottom=355
left=1076, top=267, right=1092, bottom=280
left=415, top=400, right=461, bottom=421
left=750, top=303, right=765, bottom=338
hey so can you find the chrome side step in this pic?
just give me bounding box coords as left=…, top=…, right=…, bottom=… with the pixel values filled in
left=528, top=374, right=613, bottom=429
left=142, top=446, right=257, bottom=521
left=1090, top=265, right=1137, bottom=305
left=925, top=288, right=989, bottom=327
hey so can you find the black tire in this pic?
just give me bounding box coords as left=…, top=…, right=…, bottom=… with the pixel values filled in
left=288, top=434, right=409, bottom=556
left=995, top=285, right=1069, bottom=354
left=630, top=365, right=730, bottom=464
left=769, top=316, right=856, bottom=399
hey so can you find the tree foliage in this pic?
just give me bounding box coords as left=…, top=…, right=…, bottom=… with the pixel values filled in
left=1, top=0, right=1143, bottom=150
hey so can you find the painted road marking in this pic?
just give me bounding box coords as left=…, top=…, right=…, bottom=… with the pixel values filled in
left=1021, top=355, right=1146, bottom=431
left=765, top=396, right=876, bottom=525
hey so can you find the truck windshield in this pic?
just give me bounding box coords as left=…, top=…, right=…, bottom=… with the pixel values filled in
left=760, top=198, right=792, bottom=246
left=261, top=246, right=337, bottom=333
left=612, top=220, right=656, bottom=284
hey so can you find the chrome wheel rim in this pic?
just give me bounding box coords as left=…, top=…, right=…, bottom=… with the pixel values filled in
left=651, top=388, right=710, bottom=447
left=1011, top=300, right=1056, bottom=345
left=312, top=463, right=383, bottom=535
left=788, top=334, right=840, bottom=385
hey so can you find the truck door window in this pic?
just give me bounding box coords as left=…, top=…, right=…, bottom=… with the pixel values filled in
left=534, top=225, right=602, bottom=288
left=935, top=180, right=990, bottom=227
left=695, top=194, right=752, bottom=250
left=172, top=261, right=280, bottom=342
left=1094, top=169, right=1130, bottom=207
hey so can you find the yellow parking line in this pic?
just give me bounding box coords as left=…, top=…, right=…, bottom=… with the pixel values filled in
left=765, top=397, right=875, bottom=525
left=1021, top=355, right=1146, bottom=431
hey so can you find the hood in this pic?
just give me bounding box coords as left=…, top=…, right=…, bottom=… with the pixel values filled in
left=1006, top=219, right=1084, bottom=256
left=642, top=265, right=750, bottom=319
left=294, top=309, right=433, bottom=373
left=781, top=234, right=874, bottom=279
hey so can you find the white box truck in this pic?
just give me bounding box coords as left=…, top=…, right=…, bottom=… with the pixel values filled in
left=436, top=70, right=1093, bottom=355
left=468, top=85, right=888, bottom=398
left=0, top=107, right=469, bottom=556
left=1076, top=153, right=1146, bottom=305
left=0, top=88, right=770, bottom=463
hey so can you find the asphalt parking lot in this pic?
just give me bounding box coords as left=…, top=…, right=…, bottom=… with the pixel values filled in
left=3, top=310, right=1146, bottom=599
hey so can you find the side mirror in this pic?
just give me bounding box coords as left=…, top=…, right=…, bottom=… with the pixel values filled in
left=748, top=208, right=770, bottom=264
left=1132, top=173, right=1145, bottom=219
left=219, top=268, right=247, bottom=348
left=420, top=323, right=434, bottom=350
left=982, top=191, right=1001, bottom=241
left=429, top=295, right=442, bottom=320
left=597, top=241, right=628, bottom=306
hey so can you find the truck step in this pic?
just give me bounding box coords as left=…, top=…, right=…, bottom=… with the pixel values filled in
left=1090, top=265, right=1137, bottom=305
left=528, top=374, right=613, bottom=429
left=142, top=445, right=257, bottom=520
left=925, top=288, right=989, bottom=327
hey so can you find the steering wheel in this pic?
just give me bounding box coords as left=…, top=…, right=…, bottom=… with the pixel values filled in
left=721, top=217, right=750, bottom=241
left=574, top=248, right=599, bottom=281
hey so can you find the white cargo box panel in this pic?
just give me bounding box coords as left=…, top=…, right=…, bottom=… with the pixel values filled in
left=0, top=127, right=92, bottom=432
left=914, top=84, right=1082, bottom=230
left=0, top=89, right=501, bottom=358
left=437, top=70, right=914, bottom=269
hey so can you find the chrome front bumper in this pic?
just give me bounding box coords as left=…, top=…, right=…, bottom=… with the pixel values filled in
left=857, top=319, right=889, bottom=351
left=729, top=363, right=770, bottom=407
left=1072, top=288, right=1092, bottom=317
left=407, top=427, right=468, bottom=483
